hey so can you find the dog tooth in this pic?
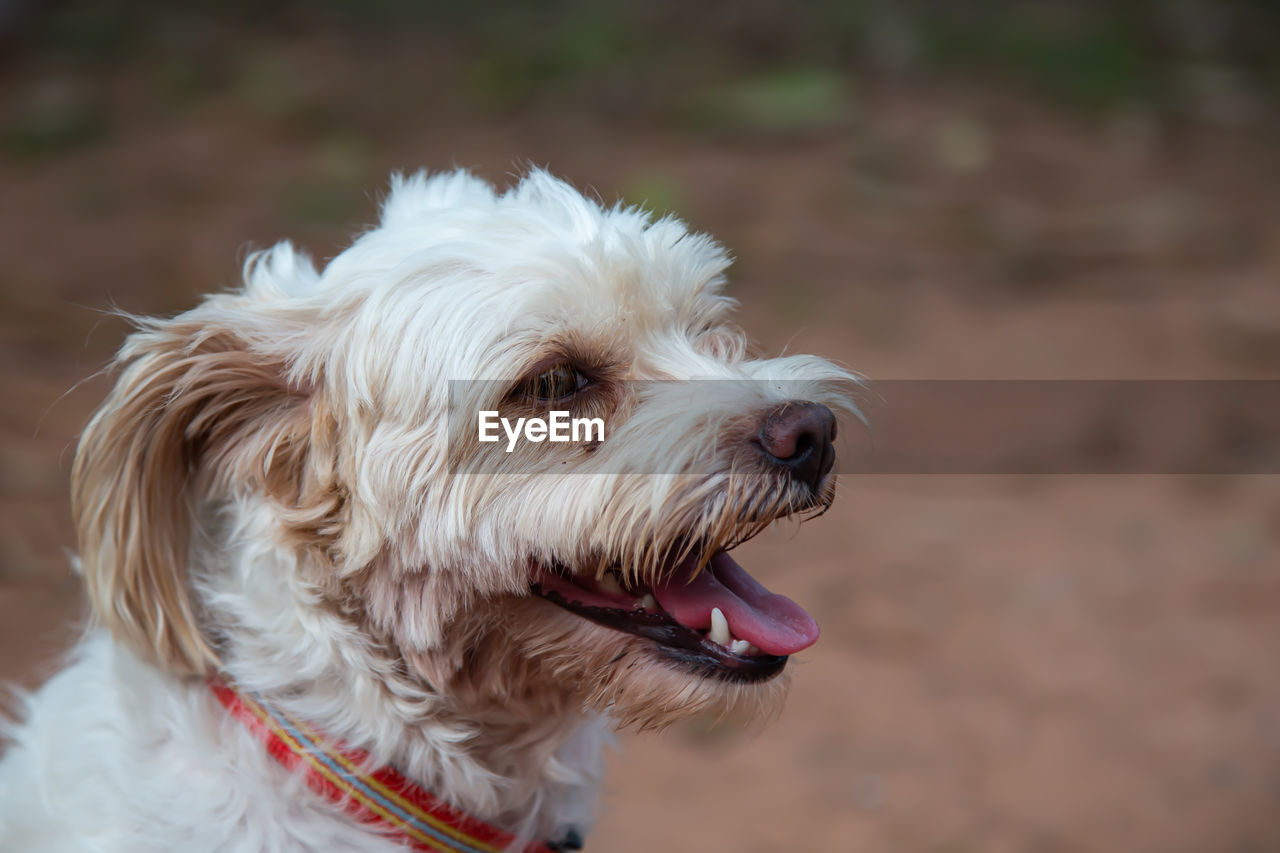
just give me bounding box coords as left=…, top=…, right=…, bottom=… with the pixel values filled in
left=746, top=643, right=760, bottom=656
left=598, top=573, right=624, bottom=595
left=639, top=593, right=657, bottom=611
left=709, top=607, right=730, bottom=646
left=730, top=639, right=750, bottom=656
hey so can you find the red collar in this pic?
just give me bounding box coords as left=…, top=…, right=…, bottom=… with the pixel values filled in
left=211, top=679, right=557, bottom=853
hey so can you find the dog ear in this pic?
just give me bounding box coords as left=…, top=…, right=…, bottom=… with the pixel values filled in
left=72, top=313, right=322, bottom=675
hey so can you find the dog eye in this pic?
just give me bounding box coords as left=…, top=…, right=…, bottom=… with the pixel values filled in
left=523, top=363, right=588, bottom=403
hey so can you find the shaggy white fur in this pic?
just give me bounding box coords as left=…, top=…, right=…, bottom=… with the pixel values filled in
left=0, top=169, right=855, bottom=851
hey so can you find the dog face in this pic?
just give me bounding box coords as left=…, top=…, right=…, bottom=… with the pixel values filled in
left=73, top=170, right=856, bottom=729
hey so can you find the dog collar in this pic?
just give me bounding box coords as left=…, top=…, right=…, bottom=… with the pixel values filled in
left=210, top=678, right=557, bottom=853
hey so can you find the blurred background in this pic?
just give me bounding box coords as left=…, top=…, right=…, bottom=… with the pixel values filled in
left=2, top=2, right=1279, bottom=850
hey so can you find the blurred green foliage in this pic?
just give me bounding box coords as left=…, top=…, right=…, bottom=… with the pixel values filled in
left=462, top=11, right=633, bottom=110
left=3, top=0, right=1278, bottom=160
left=2, top=79, right=107, bottom=160
left=277, top=182, right=361, bottom=226
left=677, top=70, right=851, bottom=135
left=618, top=173, right=685, bottom=218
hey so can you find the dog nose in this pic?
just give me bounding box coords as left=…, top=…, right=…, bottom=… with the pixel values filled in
left=757, top=401, right=837, bottom=490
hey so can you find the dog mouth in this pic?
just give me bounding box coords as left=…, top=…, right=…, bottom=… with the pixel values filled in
left=531, top=549, right=819, bottom=682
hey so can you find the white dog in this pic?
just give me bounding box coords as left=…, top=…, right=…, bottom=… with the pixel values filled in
left=0, top=170, right=854, bottom=852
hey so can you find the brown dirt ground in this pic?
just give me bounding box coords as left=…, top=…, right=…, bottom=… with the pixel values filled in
left=2, top=40, right=1279, bottom=852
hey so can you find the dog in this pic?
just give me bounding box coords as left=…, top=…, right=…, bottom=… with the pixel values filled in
left=0, top=169, right=855, bottom=851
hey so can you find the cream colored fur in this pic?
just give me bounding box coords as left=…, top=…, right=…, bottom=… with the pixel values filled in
left=0, top=169, right=854, bottom=851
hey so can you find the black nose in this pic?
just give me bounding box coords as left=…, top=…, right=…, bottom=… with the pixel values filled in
left=757, top=401, right=837, bottom=491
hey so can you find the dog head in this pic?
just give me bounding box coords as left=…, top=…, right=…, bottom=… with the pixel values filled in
left=73, top=170, right=857, bottom=728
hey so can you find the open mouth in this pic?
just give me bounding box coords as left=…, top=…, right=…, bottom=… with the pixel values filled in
left=531, top=549, right=820, bottom=682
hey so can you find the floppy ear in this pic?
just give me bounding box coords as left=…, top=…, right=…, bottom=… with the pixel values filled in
left=72, top=313, right=321, bottom=675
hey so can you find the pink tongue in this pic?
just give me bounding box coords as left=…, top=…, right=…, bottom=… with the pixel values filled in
left=651, top=552, right=820, bottom=656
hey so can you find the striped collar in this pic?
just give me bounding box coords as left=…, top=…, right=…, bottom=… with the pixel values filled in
left=210, top=678, right=556, bottom=853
